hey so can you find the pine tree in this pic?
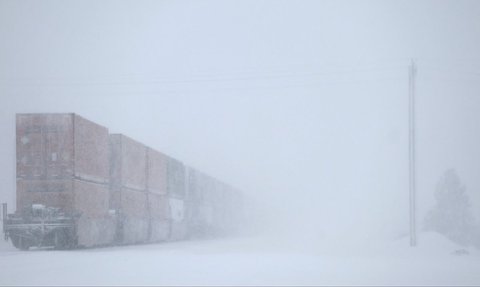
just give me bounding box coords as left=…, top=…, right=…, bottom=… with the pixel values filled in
left=424, top=169, right=475, bottom=246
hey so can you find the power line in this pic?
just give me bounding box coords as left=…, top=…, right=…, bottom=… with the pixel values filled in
left=0, top=63, right=407, bottom=88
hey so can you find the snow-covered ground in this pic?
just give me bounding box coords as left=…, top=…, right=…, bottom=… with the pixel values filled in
left=0, top=231, right=479, bottom=286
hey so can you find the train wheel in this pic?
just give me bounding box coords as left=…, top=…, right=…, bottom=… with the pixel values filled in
left=53, top=230, right=69, bottom=250
left=11, top=235, right=30, bottom=251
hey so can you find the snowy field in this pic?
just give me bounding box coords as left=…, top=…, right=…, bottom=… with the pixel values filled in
left=0, top=232, right=479, bottom=286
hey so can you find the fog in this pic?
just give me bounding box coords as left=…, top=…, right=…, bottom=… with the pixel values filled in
left=1, top=0, right=480, bottom=285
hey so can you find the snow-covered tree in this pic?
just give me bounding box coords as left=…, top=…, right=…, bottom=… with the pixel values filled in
left=424, top=169, right=476, bottom=246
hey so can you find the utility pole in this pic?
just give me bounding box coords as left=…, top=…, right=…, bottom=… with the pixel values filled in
left=408, top=59, right=417, bottom=247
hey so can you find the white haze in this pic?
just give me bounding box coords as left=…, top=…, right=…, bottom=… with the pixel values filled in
left=1, top=0, right=480, bottom=285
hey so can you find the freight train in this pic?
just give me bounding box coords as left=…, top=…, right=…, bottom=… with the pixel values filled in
left=2, top=113, right=244, bottom=250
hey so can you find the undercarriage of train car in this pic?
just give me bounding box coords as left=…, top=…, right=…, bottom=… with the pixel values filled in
left=2, top=203, right=78, bottom=250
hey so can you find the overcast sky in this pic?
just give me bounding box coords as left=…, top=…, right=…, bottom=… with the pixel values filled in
left=1, top=0, right=480, bottom=242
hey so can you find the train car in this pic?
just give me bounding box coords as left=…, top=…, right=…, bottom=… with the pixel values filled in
left=2, top=113, right=243, bottom=250
left=146, top=147, right=170, bottom=242
left=166, top=156, right=187, bottom=240
left=8, top=113, right=115, bottom=249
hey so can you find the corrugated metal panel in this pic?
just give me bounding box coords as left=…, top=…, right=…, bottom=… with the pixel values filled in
left=149, top=219, right=169, bottom=242
left=76, top=217, right=116, bottom=247
left=168, top=197, right=184, bottom=222
left=16, top=114, right=74, bottom=180
left=108, top=134, right=149, bottom=244
left=73, top=115, right=109, bottom=184
left=147, top=191, right=169, bottom=242
left=16, top=179, right=75, bottom=213
left=185, top=199, right=214, bottom=238
left=120, top=188, right=149, bottom=244
left=74, top=180, right=115, bottom=247
left=187, top=167, right=201, bottom=202
left=109, top=134, right=147, bottom=191
left=122, top=217, right=149, bottom=244
left=167, top=157, right=185, bottom=198
left=169, top=222, right=187, bottom=241
left=108, top=134, right=122, bottom=191
left=73, top=180, right=110, bottom=218
left=16, top=113, right=110, bottom=184
left=148, top=193, right=169, bottom=220
left=146, top=148, right=167, bottom=195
